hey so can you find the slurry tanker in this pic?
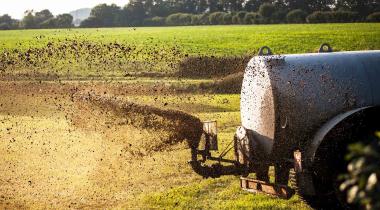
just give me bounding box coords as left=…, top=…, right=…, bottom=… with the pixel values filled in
left=190, top=44, right=380, bottom=209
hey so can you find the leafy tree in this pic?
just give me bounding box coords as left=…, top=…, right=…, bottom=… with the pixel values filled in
left=150, top=0, right=172, bottom=17
left=182, top=0, right=198, bottom=13
left=367, top=12, right=380, bottom=22
left=0, top=23, right=10, bottom=30
left=21, top=11, right=36, bottom=29
left=55, top=14, right=74, bottom=28
left=0, top=14, right=13, bottom=25
left=244, top=12, right=261, bottom=24
left=165, top=13, right=192, bottom=25
left=124, top=0, right=146, bottom=26
left=307, top=0, right=335, bottom=12
left=229, top=0, right=244, bottom=11
left=208, top=12, right=226, bottom=24
left=244, top=0, right=266, bottom=12
left=179, top=13, right=193, bottom=25
left=217, top=0, right=242, bottom=12
left=286, top=9, right=308, bottom=23
left=143, top=16, right=166, bottom=26
left=39, top=18, right=56, bottom=28
left=231, top=11, right=248, bottom=24
left=306, top=10, right=359, bottom=23
left=90, top=4, right=122, bottom=27
left=190, top=14, right=201, bottom=24
left=259, top=3, right=276, bottom=18
left=80, top=16, right=101, bottom=27
left=35, top=9, right=54, bottom=26
left=336, top=0, right=380, bottom=16
left=196, top=13, right=210, bottom=24
left=196, top=0, right=208, bottom=13
left=236, top=11, right=248, bottom=23
left=285, top=0, right=309, bottom=11
left=231, top=14, right=239, bottom=24
left=222, top=13, right=232, bottom=24
left=31, top=13, right=74, bottom=29
left=143, top=0, right=154, bottom=17
left=208, top=0, right=220, bottom=12
left=282, top=0, right=333, bottom=12
left=0, top=15, right=18, bottom=30
left=151, top=16, right=166, bottom=25
left=272, top=8, right=288, bottom=23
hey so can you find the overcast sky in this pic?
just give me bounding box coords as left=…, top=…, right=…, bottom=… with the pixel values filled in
left=0, top=0, right=129, bottom=19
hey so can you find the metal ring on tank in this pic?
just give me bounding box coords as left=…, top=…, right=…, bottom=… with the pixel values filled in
left=319, top=43, right=333, bottom=53
left=258, top=46, right=272, bottom=56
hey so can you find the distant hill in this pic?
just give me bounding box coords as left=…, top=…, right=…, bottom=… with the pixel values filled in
left=69, top=8, right=91, bottom=26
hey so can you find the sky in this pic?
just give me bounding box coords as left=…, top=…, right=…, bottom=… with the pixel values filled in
left=0, top=0, right=129, bottom=19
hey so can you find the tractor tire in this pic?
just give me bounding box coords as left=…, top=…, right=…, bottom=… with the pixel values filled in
left=294, top=108, right=380, bottom=210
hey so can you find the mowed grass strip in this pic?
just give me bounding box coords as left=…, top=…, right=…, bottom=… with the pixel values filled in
left=142, top=176, right=310, bottom=210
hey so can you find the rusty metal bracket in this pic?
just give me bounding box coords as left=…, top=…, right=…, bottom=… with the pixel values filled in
left=240, top=177, right=295, bottom=199
left=293, top=150, right=316, bottom=196
left=294, top=150, right=302, bottom=173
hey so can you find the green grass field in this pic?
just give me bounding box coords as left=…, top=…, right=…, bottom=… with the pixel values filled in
left=0, top=23, right=379, bottom=78
left=1, top=23, right=380, bottom=54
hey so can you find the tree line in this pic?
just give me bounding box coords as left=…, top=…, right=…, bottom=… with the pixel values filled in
left=0, top=10, right=73, bottom=30
left=0, top=0, right=379, bottom=30
left=80, top=0, right=379, bottom=27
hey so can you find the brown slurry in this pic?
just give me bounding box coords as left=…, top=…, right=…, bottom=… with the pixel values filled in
left=199, top=71, right=244, bottom=93
left=73, top=91, right=203, bottom=152
left=178, top=55, right=250, bottom=78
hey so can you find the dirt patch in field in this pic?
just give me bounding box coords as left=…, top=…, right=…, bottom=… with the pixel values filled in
left=200, top=72, right=244, bottom=93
